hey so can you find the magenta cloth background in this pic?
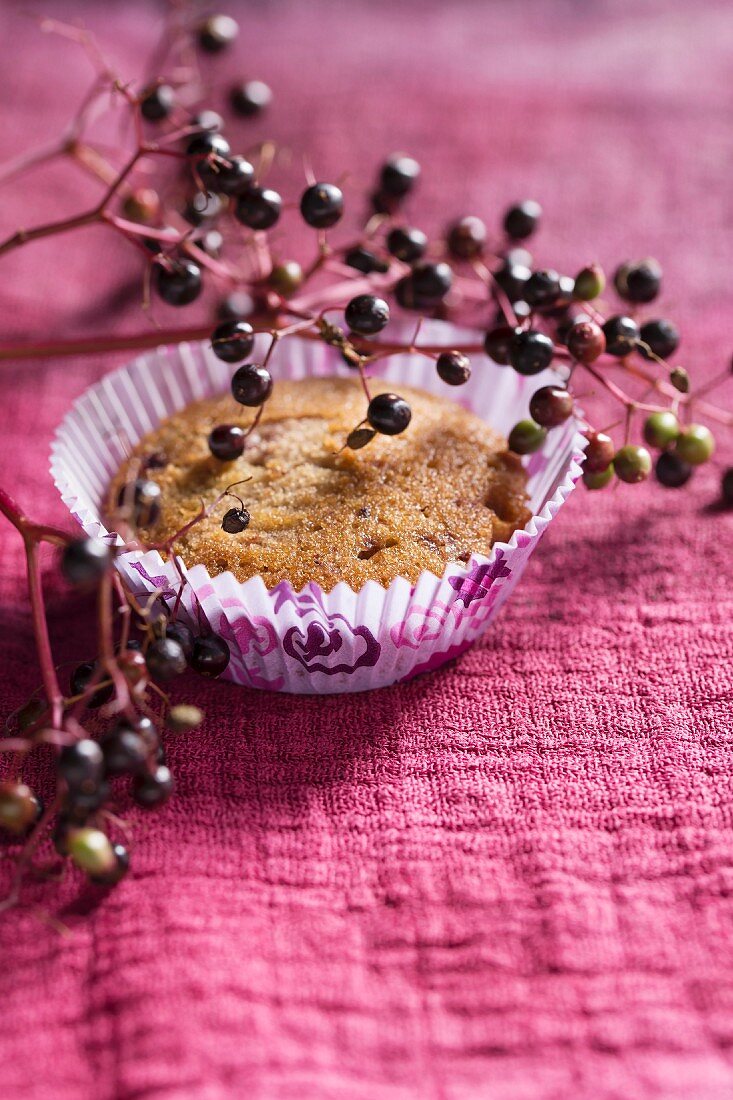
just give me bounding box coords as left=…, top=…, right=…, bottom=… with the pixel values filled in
left=1, top=2, right=733, bottom=1097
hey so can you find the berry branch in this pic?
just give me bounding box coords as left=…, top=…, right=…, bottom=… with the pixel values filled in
left=0, top=9, right=732, bottom=907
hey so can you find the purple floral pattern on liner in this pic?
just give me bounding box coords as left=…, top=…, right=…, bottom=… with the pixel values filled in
left=218, top=600, right=278, bottom=658
left=283, top=614, right=381, bottom=675
left=448, top=551, right=512, bottom=608
left=391, top=603, right=453, bottom=650
left=272, top=580, right=328, bottom=617
left=128, top=561, right=179, bottom=600
left=214, top=614, right=285, bottom=691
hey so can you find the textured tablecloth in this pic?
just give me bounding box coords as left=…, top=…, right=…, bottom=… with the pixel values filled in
left=1, top=2, right=732, bottom=1097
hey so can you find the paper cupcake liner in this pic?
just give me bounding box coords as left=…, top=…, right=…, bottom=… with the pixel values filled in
left=50, top=321, right=585, bottom=693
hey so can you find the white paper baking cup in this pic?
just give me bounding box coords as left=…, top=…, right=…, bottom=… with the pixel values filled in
left=50, top=321, right=585, bottom=693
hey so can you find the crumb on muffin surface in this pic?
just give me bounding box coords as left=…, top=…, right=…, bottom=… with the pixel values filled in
left=107, top=376, right=531, bottom=590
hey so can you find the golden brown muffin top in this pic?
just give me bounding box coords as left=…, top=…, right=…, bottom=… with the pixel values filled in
left=107, top=376, right=530, bottom=591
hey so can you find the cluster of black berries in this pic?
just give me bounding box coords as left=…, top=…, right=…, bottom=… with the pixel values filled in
left=125, top=19, right=729, bottom=506
left=0, top=532, right=230, bottom=888
left=489, top=254, right=718, bottom=489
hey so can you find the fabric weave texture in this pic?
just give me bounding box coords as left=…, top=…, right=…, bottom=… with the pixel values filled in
left=0, top=2, right=732, bottom=1097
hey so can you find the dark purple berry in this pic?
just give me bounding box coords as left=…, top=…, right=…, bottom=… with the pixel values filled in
left=447, top=216, right=486, bottom=260
left=523, top=269, right=561, bottom=308
left=436, top=351, right=471, bottom=386
left=411, top=261, right=453, bottom=302
left=70, top=662, right=114, bottom=709
left=367, top=393, right=412, bottom=436
left=484, top=325, right=519, bottom=366
left=386, top=226, right=427, bottom=263
left=493, top=261, right=531, bottom=303
left=211, top=319, right=255, bottom=363
left=197, top=14, right=238, bottom=52
left=231, top=362, right=273, bottom=406
left=63, top=779, right=110, bottom=819
left=165, top=621, right=194, bottom=660
left=186, top=131, right=231, bottom=160
left=208, top=424, right=246, bottom=461
left=230, top=80, right=272, bottom=117
left=300, top=183, right=344, bottom=229
left=133, top=765, right=175, bottom=808
left=529, top=385, right=574, bottom=428
left=602, top=315, right=639, bottom=357
left=116, top=478, right=162, bottom=527
left=213, top=155, right=255, bottom=196
left=140, top=84, right=175, bottom=122
left=345, top=294, right=390, bottom=335
left=509, top=330, right=554, bottom=375
left=503, top=201, right=542, bottom=240
left=222, top=507, right=251, bottom=533
left=155, top=258, right=202, bottom=306
left=614, top=258, right=662, bottom=304
left=101, top=727, right=149, bottom=775
left=146, top=637, right=187, bottom=682
left=191, top=635, right=231, bottom=678
left=344, top=247, right=389, bottom=275
left=127, top=715, right=159, bottom=754
left=380, top=154, right=420, bottom=198
left=394, top=275, right=420, bottom=310
left=59, top=739, right=104, bottom=790
left=655, top=451, right=693, bottom=488
left=61, top=538, right=113, bottom=587
left=370, top=190, right=399, bottom=216
left=639, top=319, right=680, bottom=361
left=235, top=186, right=282, bottom=230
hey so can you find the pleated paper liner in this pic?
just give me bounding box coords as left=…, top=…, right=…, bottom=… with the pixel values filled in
left=50, top=321, right=586, bottom=693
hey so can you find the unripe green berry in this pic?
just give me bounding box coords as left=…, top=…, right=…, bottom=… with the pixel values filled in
left=573, top=263, right=605, bottom=301
left=0, top=782, right=40, bottom=834
left=613, top=445, right=652, bottom=484
left=269, top=260, right=303, bottom=297
left=167, top=704, right=204, bottom=734
left=507, top=419, right=548, bottom=455
left=67, top=827, right=116, bottom=877
left=583, top=465, right=615, bottom=490
left=675, top=424, right=715, bottom=466
left=642, top=410, right=680, bottom=450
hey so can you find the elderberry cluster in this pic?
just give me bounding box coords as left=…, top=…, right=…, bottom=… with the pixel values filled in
left=0, top=531, right=231, bottom=892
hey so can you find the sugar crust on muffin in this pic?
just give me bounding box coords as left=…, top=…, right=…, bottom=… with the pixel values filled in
left=107, top=377, right=530, bottom=590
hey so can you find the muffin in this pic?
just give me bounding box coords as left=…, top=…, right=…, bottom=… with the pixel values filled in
left=108, top=376, right=530, bottom=591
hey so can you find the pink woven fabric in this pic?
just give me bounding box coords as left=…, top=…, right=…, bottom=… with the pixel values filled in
left=1, top=2, right=733, bottom=1097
